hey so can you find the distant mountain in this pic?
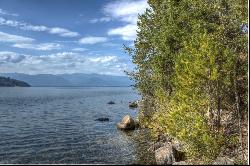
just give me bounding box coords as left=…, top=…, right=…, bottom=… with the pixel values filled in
left=0, top=76, right=30, bottom=87
left=0, top=73, right=134, bottom=87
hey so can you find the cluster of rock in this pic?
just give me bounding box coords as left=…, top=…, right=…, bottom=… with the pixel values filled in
left=148, top=134, right=187, bottom=165
left=102, top=100, right=236, bottom=165
left=148, top=134, right=236, bottom=165
left=117, top=115, right=139, bottom=130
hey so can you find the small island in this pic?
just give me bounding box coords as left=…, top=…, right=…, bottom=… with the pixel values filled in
left=0, top=76, right=30, bottom=87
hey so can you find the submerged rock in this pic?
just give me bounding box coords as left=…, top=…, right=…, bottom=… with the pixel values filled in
left=129, top=101, right=138, bottom=108
left=107, top=101, right=115, bottom=104
left=95, top=118, right=109, bottom=122
left=117, top=115, right=136, bottom=130
left=213, top=157, right=234, bottom=165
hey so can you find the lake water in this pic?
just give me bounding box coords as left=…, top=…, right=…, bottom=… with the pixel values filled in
left=0, top=87, right=155, bottom=164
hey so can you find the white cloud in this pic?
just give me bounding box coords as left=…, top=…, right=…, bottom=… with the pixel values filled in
left=0, top=17, right=80, bottom=38
left=20, top=25, right=48, bottom=31
left=79, top=36, right=107, bottom=44
left=89, top=17, right=112, bottom=23
left=49, top=27, right=79, bottom=37
left=0, top=31, right=63, bottom=51
left=89, top=56, right=118, bottom=63
left=103, top=0, right=148, bottom=24
left=72, top=48, right=88, bottom=52
left=108, top=24, right=138, bottom=41
left=0, top=9, right=19, bottom=17
left=0, top=17, right=19, bottom=26
left=0, top=51, right=131, bottom=75
left=104, top=0, right=149, bottom=41
left=12, top=43, right=62, bottom=51
left=0, top=31, right=34, bottom=43
left=0, top=51, right=25, bottom=63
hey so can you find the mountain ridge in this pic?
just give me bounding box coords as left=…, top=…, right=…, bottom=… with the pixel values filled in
left=0, top=73, right=134, bottom=87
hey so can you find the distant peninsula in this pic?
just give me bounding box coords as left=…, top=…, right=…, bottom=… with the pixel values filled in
left=0, top=76, right=30, bottom=87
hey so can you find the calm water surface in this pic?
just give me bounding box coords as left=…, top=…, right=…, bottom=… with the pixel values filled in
left=0, top=87, right=155, bottom=164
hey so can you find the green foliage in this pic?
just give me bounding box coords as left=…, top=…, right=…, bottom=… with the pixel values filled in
left=0, top=76, right=30, bottom=87
left=125, top=0, right=248, bottom=162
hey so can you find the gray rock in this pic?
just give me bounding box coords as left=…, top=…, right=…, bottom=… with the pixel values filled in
left=117, top=115, right=136, bottom=130
left=172, top=141, right=186, bottom=162
left=153, top=139, right=187, bottom=165
left=95, top=118, right=109, bottom=122
left=129, top=101, right=138, bottom=108
left=148, top=142, right=166, bottom=152
left=173, top=161, right=188, bottom=165
left=107, top=101, right=115, bottom=104
left=213, top=157, right=234, bottom=165
left=155, top=143, right=175, bottom=165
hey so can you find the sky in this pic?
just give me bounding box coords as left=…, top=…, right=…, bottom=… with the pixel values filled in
left=0, top=0, right=149, bottom=76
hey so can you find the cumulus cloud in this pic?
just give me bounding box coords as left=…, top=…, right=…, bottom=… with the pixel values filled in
left=0, top=51, right=131, bottom=75
left=104, top=0, right=149, bottom=41
left=0, top=31, right=34, bottom=43
left=103, top=0, right=148, bottom=24
left=108, top=24, right=138, bottom=41
left=79, top=36, right=107, bottom=44
left=0, top=17, right=80, bottom=38
left=12, top=43, right=62, bottom=51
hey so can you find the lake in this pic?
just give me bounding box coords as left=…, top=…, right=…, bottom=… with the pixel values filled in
left=0, top=87, right=155, bottom=164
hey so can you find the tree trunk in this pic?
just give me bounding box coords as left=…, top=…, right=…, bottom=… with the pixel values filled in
left=234, top=61, right=243, bottom=159
left=216, top=79, right=221, bottom=131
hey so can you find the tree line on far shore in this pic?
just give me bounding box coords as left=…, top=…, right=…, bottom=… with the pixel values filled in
left=0, top=76, right=30, bottom=87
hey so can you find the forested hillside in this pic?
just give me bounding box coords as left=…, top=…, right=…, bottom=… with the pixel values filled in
left=126, top=0, right=248, bottom=164
left=0, top=76, right=30, bottom=87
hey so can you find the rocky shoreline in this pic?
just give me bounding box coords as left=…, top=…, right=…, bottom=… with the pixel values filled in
left=96, top=100, right=238, bottom=165
left=114, top=100, right=239, bottom=165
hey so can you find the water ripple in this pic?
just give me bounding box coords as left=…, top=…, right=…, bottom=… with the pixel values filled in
left=0, top=87, right=155, bottom=164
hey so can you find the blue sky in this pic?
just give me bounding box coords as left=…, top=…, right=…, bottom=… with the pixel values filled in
left=0, top=0, right=149, bottom=75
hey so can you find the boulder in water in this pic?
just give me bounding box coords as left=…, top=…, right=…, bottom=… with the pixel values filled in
left=117, top=115, right=136, bottom=130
